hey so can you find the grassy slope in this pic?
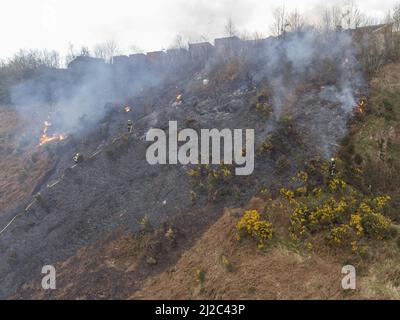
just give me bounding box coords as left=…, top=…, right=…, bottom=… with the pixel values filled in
left=130, top=199, right=348, bottom=300
left=128, top=200, right=399, bottom=300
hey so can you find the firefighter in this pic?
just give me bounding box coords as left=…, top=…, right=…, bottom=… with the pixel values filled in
left=73, top=153, right=84, bottom=164
left=127, top=120, right=133, bottom=133
left=379, top=138, right=387, bottom=161
left=329, top=157, right=336, bottom=177
left=34, top=192, right=49, bottom=210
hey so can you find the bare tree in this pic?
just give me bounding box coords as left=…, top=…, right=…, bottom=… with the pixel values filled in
left=41, top=50, right=61, bottom=68
left=93, top=40, right=119, bottom=63
left=225, top=17, right=238, bottom=37
left=5, top=49, right=61, bottom=70
left=342, top=1, right=363, bottom=29
left=321, top=6, right=343, bottom=31
left=252, top=31, right=265, bottom=41
left=93, top=45, right=107, bottom=60
left=392, top=4, right=400, bottom=32
left=271, top=6, right=306, bottom=37
left=320, top=2, right=374, bottom=33
left=287, top=9, right=306, bottom=33
left=270, top=6, right=289, bottom=37
left=65, top=43, right=77, bottom=66
left=385, top=3, right=400, bottom=63
left=169, top=34, right=188, bottom=50
left=105, top=40, right=119, bottom=60
left=79, top=46, right=90, bottom=57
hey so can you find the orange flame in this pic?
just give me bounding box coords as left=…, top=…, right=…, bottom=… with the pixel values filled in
left=176, top=94, right=182, bottom=102
left=38, top=119, right=66, bottom=147
left=356, top=97, right=367, bottom=114
left=124, top=106, right=132, bottom=113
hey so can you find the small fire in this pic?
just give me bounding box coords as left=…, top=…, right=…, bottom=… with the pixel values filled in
left=356, top=97, right=367, bottom=114
left=124, top=106, right=132, bottom=113
left=176, top=94, right=182, bottom=103
left=38, top=118, right=66, bottom=147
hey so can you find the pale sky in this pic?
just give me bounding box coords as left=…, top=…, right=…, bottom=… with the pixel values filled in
left=0, top=0, right=398, bottom=59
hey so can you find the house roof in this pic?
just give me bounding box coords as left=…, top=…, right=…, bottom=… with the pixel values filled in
left=349, top=23, right=393, bottom=34
left=188, top=42, right=213, bottom=48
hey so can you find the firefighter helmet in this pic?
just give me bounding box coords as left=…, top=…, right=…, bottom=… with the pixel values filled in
left=73, top=153, right=84, bottom=163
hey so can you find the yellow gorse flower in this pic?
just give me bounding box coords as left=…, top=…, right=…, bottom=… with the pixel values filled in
left=350, top=213, right=363, bottom=235
left=237, top=210, right=273, bottom=248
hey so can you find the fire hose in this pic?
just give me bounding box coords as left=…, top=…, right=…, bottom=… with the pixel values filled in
left=0, top=211, right=24, bottom=236
left=0, top=131, right=137, bottom=237
left=0, top=197, right=38, bottom=236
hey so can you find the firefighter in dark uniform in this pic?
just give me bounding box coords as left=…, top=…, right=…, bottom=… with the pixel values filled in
left=379, top=138, right=387, bottom=161
left=127, top=120, right=133, bottom=133
left=329, top=157, right=336, bottom=177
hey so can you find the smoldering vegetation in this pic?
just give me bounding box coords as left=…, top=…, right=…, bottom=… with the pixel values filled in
left=9, top=57, right=161, bottom=138
left=250, top=29, right=366, bottom=157
left=6, top=27, right=365, bottom=156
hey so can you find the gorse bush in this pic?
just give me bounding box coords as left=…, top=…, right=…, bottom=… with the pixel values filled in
left=139, top=215, right=152, bottom=233
left=254, top=101, right=271, bottom=116
left=187, top=163, right=235, bottom=202
left=236, top=209, right=273, bottom=249
left=259, top=134, right=274, bottom=154
left=219, top=253, right=234, bottom=272
left=282, top=169, right=392, bottom=251
left=250, top=90, right=272, bottom=117
left=194, top=269, right=206, bottom=284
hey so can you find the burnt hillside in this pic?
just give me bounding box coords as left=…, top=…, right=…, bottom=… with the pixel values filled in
left=0, top=29, right=369, bottom=298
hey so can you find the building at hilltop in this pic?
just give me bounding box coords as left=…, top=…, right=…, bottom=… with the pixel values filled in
left=188, top=42, right=214, bottom=62
left=166, top=48, right=190, bottom=65
left=348, top=23, right=394, bottom=53
left=129, top=53, right=147, bottom=67
left=146, top=50, right=167, bottom=67
left=214, top=36, right=243, bottom=59
left=67, top=56, right=105, bottom=71
left=112, top=55, right=130, bottom=66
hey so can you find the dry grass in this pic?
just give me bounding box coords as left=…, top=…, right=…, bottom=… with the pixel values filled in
left=130, top=198, right=366, bottom=300
left=0, top=107, right=55, bottom=213
left=370, top=63, right=400, bottom=93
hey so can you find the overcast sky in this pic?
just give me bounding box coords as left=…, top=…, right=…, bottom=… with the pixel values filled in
left=0, top=0, right=398, bottom=59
